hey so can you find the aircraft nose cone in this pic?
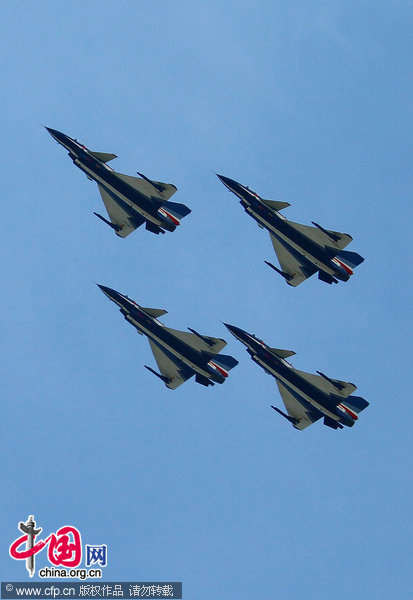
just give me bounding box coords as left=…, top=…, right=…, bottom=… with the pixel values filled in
left=216, top=173, right=232, bottom=186
left=44, top=126, right=69, bottom=144
left=45, top=126, right=59, bottom=136
left=97, top=284, right=110, bottom=293
left=216, top=173, right=241, bottom=194
left=97, top=284, right=120, bottom=301
left=223, top=323, right=243, bottom=338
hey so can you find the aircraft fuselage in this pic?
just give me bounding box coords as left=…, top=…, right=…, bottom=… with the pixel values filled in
left=220, top=176, right=352, bottom=282
left=226, top=324, right=355, bottom=428
left=99, top=286, right=227, bottom=385
left=47, top=127, right=176, bottom=232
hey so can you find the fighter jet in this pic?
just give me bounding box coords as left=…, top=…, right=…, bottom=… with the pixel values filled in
left=98, top=285, right=238, bottom=389
left=216, top=174, right=364, bottom=286
left=46, top=127, right=191, bottom=237
left=224, top=323, right=368, bottom=430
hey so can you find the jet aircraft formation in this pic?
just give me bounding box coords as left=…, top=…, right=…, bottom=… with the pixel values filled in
left=46, top=127, right=368, bottom=431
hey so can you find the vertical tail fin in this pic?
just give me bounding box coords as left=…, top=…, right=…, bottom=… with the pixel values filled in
left=208, top=353, right=239, bottom=374
left=335, top=250, right=364, bottom=269
left=161, top=201, right=191, bottom=220
left=341, top=395, right=369, bottom=414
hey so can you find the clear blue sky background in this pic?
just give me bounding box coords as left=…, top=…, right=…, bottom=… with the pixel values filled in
left=1, top=1, right=412, bottom=598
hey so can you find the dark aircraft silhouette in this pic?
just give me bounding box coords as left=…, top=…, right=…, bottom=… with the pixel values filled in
left=46, top=127, right=191, bottom=237
left=217, top=174, right=364, bottom=286
left=224, top=323, right=368, bottom=430
left=99, top=285, right=238, bottom=389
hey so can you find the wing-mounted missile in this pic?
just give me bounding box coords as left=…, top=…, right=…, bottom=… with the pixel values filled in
left=265, top=261, right=293, bottom=282
left=187, top=327, right=215, bottom=348
left=144, top=365, right=171, bottom=384
left=311, top=221, right=340, bottom=243
left=316, top=370, right=345, bottom=391
left=271, top=405, right=299, bottom=425
left=137, top=171, right=166, bottom=194
left=94, top=212, right=123, bottom=232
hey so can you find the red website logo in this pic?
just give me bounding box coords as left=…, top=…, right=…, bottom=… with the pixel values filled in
left=9, top=516, right=82, bottom=577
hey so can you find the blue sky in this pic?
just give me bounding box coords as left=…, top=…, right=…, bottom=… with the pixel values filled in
left=1, top=1, right=412, bottom=598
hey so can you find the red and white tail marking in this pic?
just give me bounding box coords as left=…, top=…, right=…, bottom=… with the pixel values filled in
left=158, top=208, right=180, bottom=226
left=332, top=257, right=353, bottom=276
left=208, top=360, right=228, bottom=378
left=339, top=403, right=358, bottom=420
